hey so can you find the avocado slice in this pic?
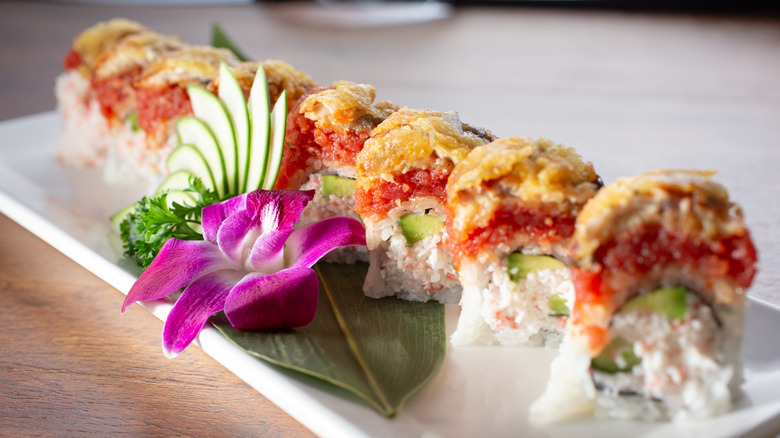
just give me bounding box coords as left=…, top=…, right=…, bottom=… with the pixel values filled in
left=591, top=286, right=691, bottom=373
left=591, top=336, right=641, bottom=373
left=127, top=111, right=140, bottom=132
left=399, top=213, right=444, bottom=245
left=619, top=286, right=689, bottom=321
left=322, top=175, right=357, bottom=198
left=548, top=294, right=570, bottom=317
left=506, top=253, right=565, bottom=281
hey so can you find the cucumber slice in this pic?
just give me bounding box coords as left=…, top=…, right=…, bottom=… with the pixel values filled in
left=156, top=169, right=196, bottom=196
left=246, top=65, right=271, bottom=191
left=321, top=175, right=356, bottom=198
left=620, top=286, right=689, bottom=321
left=163, top=189, right=197, bottom=208
left=187, top=85, right=238, bottom=194
left=591, top=337, right=641, bottom=373
left=261, top=90, right=288, bottom=190
left=175, top=116, right=225, bottom=194
left=217, top=62, right=250, bottom=193
left=506, top=253, right=565, bottom=281
left=109, top=203, right=136, bottom=233
left=399, top=213, right=444, bottom=245
left=162, top=190, right=201, bottom=234
left=166, top=144, right=217, bottom=193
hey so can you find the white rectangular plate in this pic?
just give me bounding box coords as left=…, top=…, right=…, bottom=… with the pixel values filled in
left=1, top=112, right=779, bottom=438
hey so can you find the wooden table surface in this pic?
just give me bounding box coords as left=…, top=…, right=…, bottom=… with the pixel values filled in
left=1, top=1, right=779, bottom=436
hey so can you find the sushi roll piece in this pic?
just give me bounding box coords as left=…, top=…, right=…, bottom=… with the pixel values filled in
left=91, top=30, right=185, bottom=131
left=127, top=45, right=241, bottom=182
left=57, top=18, right=151, bottom=167
left=56, top=18, right=240, bottom=184
left=446, top=137, right=600, bottom=347
left=57, top=20, right=317, bottom=192
left=275, top=81, right=398, bottom=263
left=530, top=170, right=758, bottom=422
left=355, top=108, right=494, bottom=303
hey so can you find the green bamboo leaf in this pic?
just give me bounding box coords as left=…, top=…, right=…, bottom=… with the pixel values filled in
left=210, top=23, right=250, bottom=62
left=212, top=262, right=446, bottom=417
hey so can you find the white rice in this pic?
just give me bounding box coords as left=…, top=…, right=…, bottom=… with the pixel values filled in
left=450, top=260, right=572, bottom=348
left=530, top=293, right=742, bottom=423
left=56, top=71, right=110, bottom=167
left=56, top=71, right=173, bottom=194
left=298, top=171, right=368, bottom=264
left=591, top=295, right=736, bottom=421
left=104, top=123, right=172, bottom=191
left=362, top=207, right=460, bottom=304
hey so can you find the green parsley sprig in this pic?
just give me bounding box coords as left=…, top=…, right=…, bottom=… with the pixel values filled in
left=120, top=177, right=223, bottom=268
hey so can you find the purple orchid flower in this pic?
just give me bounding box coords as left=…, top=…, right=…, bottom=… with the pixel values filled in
left=121, top=189, right=366, bottom=357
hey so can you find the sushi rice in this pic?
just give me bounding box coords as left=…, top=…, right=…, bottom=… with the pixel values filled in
left=298, top=171, right=368, bottom=264
left=56, top=69, right=171, bottom=192
left=362, top=203, right=460, bottom=304
left=530, top=293, right=742, bottom=423
left=451, top=257, right=572, bottom=348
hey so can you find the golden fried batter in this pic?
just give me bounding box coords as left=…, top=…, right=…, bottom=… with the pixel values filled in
left=71, top=18, right=147, bottom=77
left=299, top=81, right=397, bottom=136
left=574, top=170, right=747, bottom=265
left=135, top=46, right=239, bottom=89
left=357, top=108, right=493, bottom=190
left=92, top=31, right=184, bottom=80
left=448, top=137, right=599, bottom=241
left=209, top=60, right=318, bottom=110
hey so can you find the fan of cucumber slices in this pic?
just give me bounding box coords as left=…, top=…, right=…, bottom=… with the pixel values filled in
left=160, top=62, right=287, bottom=205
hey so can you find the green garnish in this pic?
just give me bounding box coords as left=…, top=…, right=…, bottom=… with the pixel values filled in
left=548, top=294, right=570, bottom=317
left=128, top=111, right=140, bottom=132
left=619, top=285, right=690, bottom=321
left=506, top=253, right=565, bottom=281
left=120, top=177, right=223, bottom=268
left=591, top=337, right=642, bottom=373
left=210, top=23, right=249, bottom=62
left=399, top=213, right=444, bottom=246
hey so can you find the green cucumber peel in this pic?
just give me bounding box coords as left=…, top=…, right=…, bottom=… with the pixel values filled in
left=187, top=84, right=238, bottom=194
left=167, top=142, right=219, bottom=194
left=165, top=63, right=284, bottom=198
left=262, top=89, right=287, bottom=190
left=246, top=65, right=271, bottom=191
left=217, top=62, right=250, bottom=194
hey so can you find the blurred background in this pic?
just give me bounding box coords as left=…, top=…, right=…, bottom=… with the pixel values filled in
left=0, top=2, right=779, bottom=435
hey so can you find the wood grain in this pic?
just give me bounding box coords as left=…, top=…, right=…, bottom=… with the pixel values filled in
left=0, top=0, right=778, bottom=436
left=0, top=214, right=313, bottom=437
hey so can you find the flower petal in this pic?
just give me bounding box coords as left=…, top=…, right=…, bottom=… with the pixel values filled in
left=216, top=208, right=260, bottom=264
left=245, top=229, right=289, bottom=273
left=205, top=189, right=314, bottom=266
left=202, top=192, right=248, bottom=244
left=121, top=239, right=233, bottom=312
left=224, top=267, right=319, bottom=330
left=285, top=217, right=366, bottom=269
left=247, top=189, right=314, bottom=233
left=162, top=270, right=243, bottom=357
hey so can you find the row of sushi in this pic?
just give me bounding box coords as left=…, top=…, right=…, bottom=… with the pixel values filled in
left=57, top=19, right=758, bottom=423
